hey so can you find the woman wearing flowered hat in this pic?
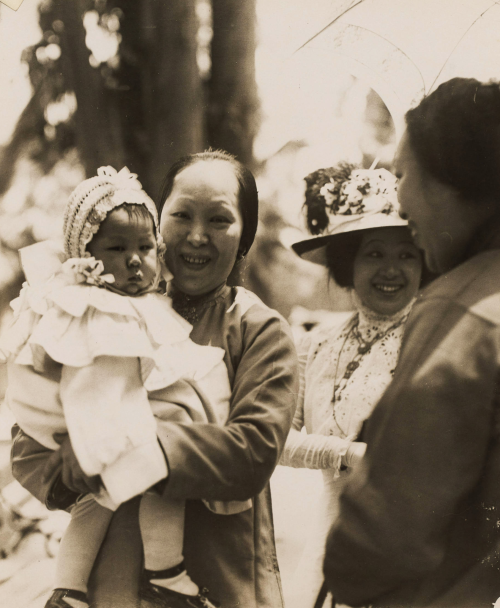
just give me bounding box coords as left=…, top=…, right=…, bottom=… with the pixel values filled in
left=281, top=163, right=426, bottom=608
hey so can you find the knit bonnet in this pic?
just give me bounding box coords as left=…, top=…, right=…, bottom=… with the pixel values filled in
left=63, top=166, right=163, bottom=259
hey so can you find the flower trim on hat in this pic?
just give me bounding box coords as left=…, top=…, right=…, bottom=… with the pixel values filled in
left=320, top=169, right=398, bottom=219
left=303, top=164, right=401, bottom=237
left=97, top=166, right=143, bottom=191
left=303, top=162, right=357, bottom=235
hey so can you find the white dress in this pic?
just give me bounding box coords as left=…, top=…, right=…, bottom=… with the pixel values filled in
left=281, top=294, right=412, bottom=608
left=1, top=241, right=243, bottom=512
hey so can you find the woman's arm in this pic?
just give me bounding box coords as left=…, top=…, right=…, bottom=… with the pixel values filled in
left=13, top=307, right=297, bottom=506
left=280, top=333, right=354, bottom=471
left=10, top=425, right=95, bottom=508
left=157, top=309, right=299, bottom=502
left=11, top=355, right=168, bottom=509
left=280, top=429, right=353, bottom=470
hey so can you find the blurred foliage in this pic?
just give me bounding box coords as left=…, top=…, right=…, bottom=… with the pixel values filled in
left=0, top=1, right=393, bottom=324
left=0, top=153, right=85, bottom=319
left=0, top=0, right=261, bottom=320
left=0, top=0, right=259, bottom=197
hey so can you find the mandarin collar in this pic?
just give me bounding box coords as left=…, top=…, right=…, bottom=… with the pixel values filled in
left=168, top=282, right=229, bottom=322
left=351, top=290, right=415, bottom=342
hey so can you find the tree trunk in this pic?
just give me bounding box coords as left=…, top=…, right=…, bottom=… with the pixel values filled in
left=56, top=0, right=126, bottom=177
left=56, top=0, right=203, bottom=196
left=0, top=83, right=48, bottom=196
left=208, top=0, right=258, bottom=167
left=139, top=0, right=204, bottom=198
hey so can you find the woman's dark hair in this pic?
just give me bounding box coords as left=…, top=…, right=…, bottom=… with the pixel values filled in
left=303, top=162, right=358, bottom=235
left=157, top=150, right=259, bottom=260
left=325, top=232, right=364, bottom=288
left=325, top=227, right=433, bottom=289
left=405, top=78, right=500, bottom=202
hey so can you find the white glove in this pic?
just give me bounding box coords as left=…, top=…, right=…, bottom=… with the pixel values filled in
left=342, top=441, right=367, bottom=468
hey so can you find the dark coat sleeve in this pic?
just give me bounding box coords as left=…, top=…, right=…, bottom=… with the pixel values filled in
left=157, top=308, right=299, bottom=502
left=323, top=296, right=499, bottom=606
left=10, top=424, right=79, bottom=510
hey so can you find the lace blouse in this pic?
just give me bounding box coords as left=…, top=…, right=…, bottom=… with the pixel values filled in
left=281, top=293, right=413, bottom=474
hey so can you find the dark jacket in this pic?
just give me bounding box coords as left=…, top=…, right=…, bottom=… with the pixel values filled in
left=324, top=235, right=500, bottom=608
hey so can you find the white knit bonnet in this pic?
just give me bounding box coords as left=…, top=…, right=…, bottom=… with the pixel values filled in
left=63, top=166, right=164, bottom=259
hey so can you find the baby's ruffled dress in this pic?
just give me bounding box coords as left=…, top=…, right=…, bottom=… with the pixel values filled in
left=1, top=241, right=233, bottom=510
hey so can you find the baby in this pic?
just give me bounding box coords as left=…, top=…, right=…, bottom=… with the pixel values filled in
left=2, top=167, right=249, bottom=608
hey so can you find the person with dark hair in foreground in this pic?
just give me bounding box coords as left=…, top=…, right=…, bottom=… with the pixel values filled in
left=324, top=78, right=500, bottom=608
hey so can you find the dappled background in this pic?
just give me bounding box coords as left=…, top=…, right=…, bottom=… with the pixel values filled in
left=0, top=1, right=395, bottom=606
left=0, top=0, right=396, bottom=326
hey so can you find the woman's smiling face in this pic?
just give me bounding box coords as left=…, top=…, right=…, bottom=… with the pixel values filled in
left=160, top=160, right=244, bottom=296
left=353, top=227, right=422, bottom=316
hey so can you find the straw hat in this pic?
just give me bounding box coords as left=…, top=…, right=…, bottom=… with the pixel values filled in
left=292, top=167, right=407, bottom=265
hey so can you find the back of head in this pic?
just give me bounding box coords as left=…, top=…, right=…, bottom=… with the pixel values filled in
left=405, top=78, right=500, bottom=202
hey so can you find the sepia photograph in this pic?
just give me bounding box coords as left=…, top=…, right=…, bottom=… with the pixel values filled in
left=0, top=1, right=500, bottom=607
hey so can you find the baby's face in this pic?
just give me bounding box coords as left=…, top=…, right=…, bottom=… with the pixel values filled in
left=87, top=207, right=158, bottom=295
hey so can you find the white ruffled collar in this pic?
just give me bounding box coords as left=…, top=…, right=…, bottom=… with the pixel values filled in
left=351, top=290, right=415, bottom=342
left=18, top=239, right=173, bottom=296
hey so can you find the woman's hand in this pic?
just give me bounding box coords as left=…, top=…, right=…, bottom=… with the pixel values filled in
left=43, top=433, right=101, bottom=495
left=342, top=441, right=367, bottom=468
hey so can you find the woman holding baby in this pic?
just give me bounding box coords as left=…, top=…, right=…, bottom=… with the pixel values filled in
left=9, top=150, right=299, bottom=608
